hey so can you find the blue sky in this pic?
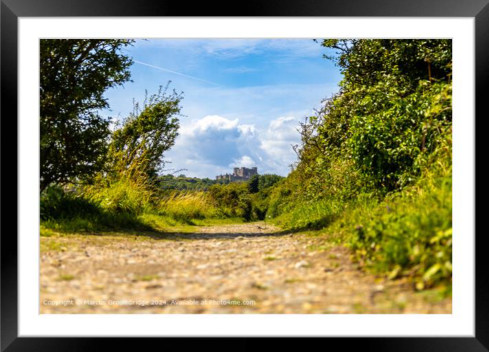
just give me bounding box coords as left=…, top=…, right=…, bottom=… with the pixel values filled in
left=102, top=39, right=342, bottom=179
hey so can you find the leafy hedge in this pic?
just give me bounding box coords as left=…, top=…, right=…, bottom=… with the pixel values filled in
left=266, top=39, right=452, bottom=289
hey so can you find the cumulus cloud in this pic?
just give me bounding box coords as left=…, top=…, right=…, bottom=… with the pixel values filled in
left=165, top=115, right=260, bottom=174
left=164, top=114, right=301, bottom=178
left=184, top=115, right=238, bottom=132
left=230, top=155, right=256, bottom=168
left=259, top=116, right=301, bottom=175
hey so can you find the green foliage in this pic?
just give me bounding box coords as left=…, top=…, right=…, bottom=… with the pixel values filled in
left=257, top=174, right=283, bottom=191
left=347, top=81, right=451, bottom=189
left=247, top=175, right=260, bottom=194
left=109, top=85, right=182, bottom=180
left=155, top=174, right=285, bottom=222
left=41, top=185, right=100, bottom=221
left=158, top=191, right=221, bottom=223
left=84, top=175, right=154, bottom=215
left=272, top=198, right=345, bottom=231
left=265, top=39, right=452, bottom=289
left=249, top=186, right=274, bottom=220
left=346, top=141, right=452, bottom=289
left=350, top=186, right=452, bottom=289
left=40, top=39, right=134, bottom=192
left=158, top=174, right=219, bottom=191
left=266, top=175, right=297, bottom=218
left=41, top=84, right=185, bottom=231
left=301, top=39, right=453, bottom=193
left=323, top=39, right=452, bottom=90
left=208, top=182, right=253, bottom=220
left=40, top=185, right=153, bottom=232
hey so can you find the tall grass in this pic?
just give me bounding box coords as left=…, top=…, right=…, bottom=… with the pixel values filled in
left=41, top=180, right=239, bottom=234
left=345, top=136, right=452, bottom=289
left=40, top=184, right=154, bottom=233
left=42, top=162, right=162, bottom=233
left=268, top=130, right=452, bottom=290
left=84, top=176, right=154, bottom=215
left=158, top=191, right=222, bottom=223
left=341, top=173, right=451, bottom=289
left=272, top=198, right=345, bottom=231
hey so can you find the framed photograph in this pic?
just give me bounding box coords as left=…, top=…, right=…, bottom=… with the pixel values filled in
left=1, top=0, right=486, bottom=349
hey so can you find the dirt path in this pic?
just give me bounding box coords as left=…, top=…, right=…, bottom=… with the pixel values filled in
left=40, top=222, right=451, bottom=314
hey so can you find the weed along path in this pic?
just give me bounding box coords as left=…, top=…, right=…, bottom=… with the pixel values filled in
left=40, top=222, right=451, bottom=314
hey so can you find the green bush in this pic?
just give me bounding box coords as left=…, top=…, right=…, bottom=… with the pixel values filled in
left=41, top=185, right=100, bottom=221
left=348, top=81, right=451, bottom=190
left=250, top=186, right=274, bottom=220
left=266, top=177, right=295, bottom=219
left=208, top=183, right=253, bottom=220
left=257, top=174, right=283, bottom=191
left=348, top=171, right=452, bottom=289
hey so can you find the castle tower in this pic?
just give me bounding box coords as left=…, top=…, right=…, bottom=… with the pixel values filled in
left=217, top=167, right=258, bottom=182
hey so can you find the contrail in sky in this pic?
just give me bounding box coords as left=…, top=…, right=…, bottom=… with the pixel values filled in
left=134, top=60, right=224, bottom=87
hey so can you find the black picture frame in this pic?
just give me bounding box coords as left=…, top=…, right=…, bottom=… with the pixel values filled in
left=1, top=0, right=486, bottom=350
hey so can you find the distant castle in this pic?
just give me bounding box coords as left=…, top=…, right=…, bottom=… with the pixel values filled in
left=216, top=167, right=258, bottom=182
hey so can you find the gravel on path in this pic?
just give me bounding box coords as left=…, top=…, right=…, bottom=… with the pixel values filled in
left=40, top=222, right=451, bottom=314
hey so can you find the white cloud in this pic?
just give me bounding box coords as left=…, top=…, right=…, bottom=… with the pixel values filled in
left=183, top=115, right=239, bottom=134
left=230, top=155, right=256, bottom=168
left=267, top=116, right=300, bottom=140
left=166, top=115, right=260, bottom=174
left=164, top=114, right=301, bottom=178
left=260, top=116, right=301, bottom=175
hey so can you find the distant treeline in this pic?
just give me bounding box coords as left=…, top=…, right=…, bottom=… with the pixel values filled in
left=158, top=174, right=219, bottom=191
left=157, top=174, right=283, bottom=191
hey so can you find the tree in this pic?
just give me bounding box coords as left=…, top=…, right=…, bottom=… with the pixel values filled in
left=40, top=39, right=134, bottom=192
left=109, top=85, right=182, bottom=180
left=247, top=175, right=260, bottom=194
left=321, top=39, right=452, bottom=90
left=258, top=174, right=283, bottom=191
left=302, top=39, right=452, bottom=191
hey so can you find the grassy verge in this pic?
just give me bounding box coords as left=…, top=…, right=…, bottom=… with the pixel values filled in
left=40, top=212, right=245, bottom=238
left=40, top=179, right=249, bottom=237
left=270, top=168, right=452, bottom=292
